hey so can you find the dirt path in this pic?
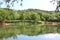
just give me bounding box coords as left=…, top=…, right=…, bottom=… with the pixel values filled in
left=46, top=22, right=60, bottom=26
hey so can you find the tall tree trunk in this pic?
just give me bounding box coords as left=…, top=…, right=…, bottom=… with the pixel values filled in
left=2, top=20, right=6, bottom=28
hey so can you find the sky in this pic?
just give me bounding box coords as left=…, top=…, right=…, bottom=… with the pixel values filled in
left=1, top=0, right=57, bottom=11
left=4, top=33, right=60, bottom=40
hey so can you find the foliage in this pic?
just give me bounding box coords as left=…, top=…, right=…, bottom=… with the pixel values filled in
left=0, top=8, right=9, bottom=20
left=0, top=8, right=19, bottom=21
left=0, top=8, right=60, bottom=22
left=0, top=0, right=23, bottom=8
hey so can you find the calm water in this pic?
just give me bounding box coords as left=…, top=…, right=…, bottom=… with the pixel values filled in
left=3, top=33, right=60, bottom=40
left=0, top=23, right=60, bottom=40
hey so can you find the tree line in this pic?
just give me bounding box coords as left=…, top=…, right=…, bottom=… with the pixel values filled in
left=0, top=8, right=60, bottom=22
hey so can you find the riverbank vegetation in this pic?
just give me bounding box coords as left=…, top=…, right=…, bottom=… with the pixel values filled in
left=0, top=8, right=60, bottom=22
left=0, top=8, right=60, bottom=27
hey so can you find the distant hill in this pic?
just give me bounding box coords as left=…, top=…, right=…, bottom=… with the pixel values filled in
left=0, top=8, right=57, bottom=13
left=0, top=8, right=60, bottom=22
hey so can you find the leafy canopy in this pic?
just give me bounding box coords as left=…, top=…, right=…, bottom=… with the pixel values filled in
left=0, top=0, right=23, bottom=8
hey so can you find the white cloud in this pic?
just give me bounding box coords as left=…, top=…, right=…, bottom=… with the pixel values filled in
left=44, top=33, right=60, bottom=39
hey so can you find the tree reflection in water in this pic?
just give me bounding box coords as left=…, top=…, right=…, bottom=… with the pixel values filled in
left=0, top=23, right=60, bottom=40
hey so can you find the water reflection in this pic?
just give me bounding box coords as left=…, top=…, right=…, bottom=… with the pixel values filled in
left=3, top=33, right=60, bottom=40
left=0, top=23, right=60, bottom=40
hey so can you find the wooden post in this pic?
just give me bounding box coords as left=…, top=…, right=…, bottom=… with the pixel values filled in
left=2, top=20, right=6, bottom=28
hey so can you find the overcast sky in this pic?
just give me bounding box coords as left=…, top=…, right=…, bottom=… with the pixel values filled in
left=1, top=0, right=57, bottom=11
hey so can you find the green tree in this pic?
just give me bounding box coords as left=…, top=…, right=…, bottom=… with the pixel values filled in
left=6, top=10, right=19, bottom=20
left=0, top=8, right=19, bottom=28
left=31, top=13, right=40, bottom=23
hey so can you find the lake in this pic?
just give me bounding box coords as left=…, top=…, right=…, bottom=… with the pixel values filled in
left=0, top=23, right=60, bottom=40
left=3, top=33, right=60, bottom=40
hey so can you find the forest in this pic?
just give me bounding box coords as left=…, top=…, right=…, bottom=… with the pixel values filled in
left=0, top=8, right=60, bottom=22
